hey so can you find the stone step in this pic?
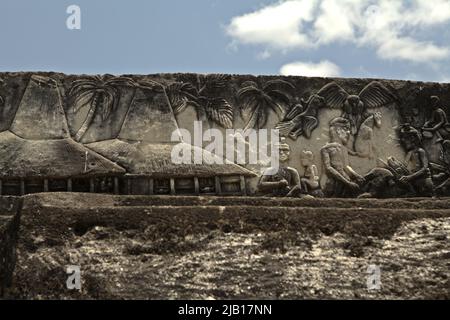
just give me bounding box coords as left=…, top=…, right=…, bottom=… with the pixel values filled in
left=22, top=192, right=450, bottom=211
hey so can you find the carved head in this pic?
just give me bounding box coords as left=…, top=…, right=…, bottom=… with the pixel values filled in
left=345, top=95, right=364, bottom=115
left=276, top=137, right=290, bottom=163
left=430, top=96, right=440, bottom=108
left=301, top=150, right=314, bottom=166
left=329, top=117, right=351, bottom=145
left=399, top=124, right=422, bottom=151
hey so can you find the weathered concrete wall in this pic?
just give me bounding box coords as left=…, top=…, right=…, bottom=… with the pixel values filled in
left=6, top=193, right=450, bottom=299
left=0, top=197, right=22, bottom=296
left=1, top=72, right=450, bottom=198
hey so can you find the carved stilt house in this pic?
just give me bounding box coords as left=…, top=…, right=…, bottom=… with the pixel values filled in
left=0, top=75, right=125, bottom=195
left=87, top=87, right=256, bottom=195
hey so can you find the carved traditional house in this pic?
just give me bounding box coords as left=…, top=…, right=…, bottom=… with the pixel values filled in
left=0, top=75, right=125, bottom=195
left=87, top=87, right=256, bottom=195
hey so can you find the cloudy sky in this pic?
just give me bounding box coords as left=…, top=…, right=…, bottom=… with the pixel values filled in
left=0, top=0, right=449, bottom=82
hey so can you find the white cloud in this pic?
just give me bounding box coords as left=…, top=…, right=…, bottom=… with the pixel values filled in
left=280, top=60, right=341, bottom=77
left=226, top=0, right=318, bottom=49
left=226, top=0, right=450, bottom=63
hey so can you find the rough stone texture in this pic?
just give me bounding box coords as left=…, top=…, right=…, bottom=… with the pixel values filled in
left=0, top=72, right=450, bottom=299
left=0, top=72, right=449, bottom=196
left=3, top=193, right=449, bottom=299
left=0, top=199, right=21, bottom=296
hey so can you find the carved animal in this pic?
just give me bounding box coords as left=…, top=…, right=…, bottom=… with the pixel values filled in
left=276, top=81, right=397, bottom=140
left=276, top=94, right=326, bottom=139
left=318, top=81, right=398, bottom=135
left=354, top=112, right=382, bottom=159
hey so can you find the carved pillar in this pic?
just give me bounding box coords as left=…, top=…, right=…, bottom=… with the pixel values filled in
left=215, top=176, right=222, bottom=195
left=127, top=178, right=131, bottom=195
left=149, top=178, right=154, bottom=195
left=44, top=179, right=49, bottom=192
left=194, top=177, right=200, bottom=195
left=240, top=175, right=246, bottom=196
left=67, top=178, right=73, bottom=192
left=114, top=177, right=119, bottom=195
left=0, top=180, right=2, bottom=196
left=170, top=178, right=176, bottom=195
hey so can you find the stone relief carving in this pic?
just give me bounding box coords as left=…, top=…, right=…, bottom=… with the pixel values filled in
left=320, top=117, right=365, bottom=197
left=276, top=93, right=326, bottom=139
left=353, top=111, right=382, bottom=159
left=277, top=81, right=398, bottom=145
left=300, top=150, right=323, bottom=197
left=238, top=79, right=294, bottom=130
left=422, top=95, right=450, bottom=142
left=166, top=74, right=234, bottom=129
left=68, top=75, right=138, bottom=141
left=0, top=72, right=449, bottom=199
left=257, top=137, right=304, bottom=197
left=319, top=81, right=398, bottom=135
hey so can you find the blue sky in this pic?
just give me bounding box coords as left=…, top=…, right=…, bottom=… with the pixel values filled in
left=0, top=0, right=449, bottom=82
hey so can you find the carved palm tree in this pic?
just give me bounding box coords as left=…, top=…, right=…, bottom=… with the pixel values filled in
left=165, top=74, right=234, bottom=129
left=68, top=75, right=137, bottom=141
left=237, top=79, right=294, bottom=130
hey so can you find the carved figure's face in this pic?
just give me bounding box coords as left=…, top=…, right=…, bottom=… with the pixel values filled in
left=344, top=95, right=364, bottom=116
left=301, top=151, right=314, bottom=166
left=279, top=148, right=290, bottom=163
left=347, top=95, right=360, bottom=106
left=430, top=96, right=440, bottom=109
left=401, top=135, right=416, bottom=151
left=335, top=125, right=351, bottom=145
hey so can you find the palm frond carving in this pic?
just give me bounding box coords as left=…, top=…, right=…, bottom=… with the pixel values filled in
left=68, top=75, right=137, bottom=141
left=165, top=74, right=234, bottom=129
left=237, top=79, right=294, bottom=130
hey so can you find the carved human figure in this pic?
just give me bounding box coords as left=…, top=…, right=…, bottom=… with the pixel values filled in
left=433, top=140, right=450, bottom=193
left=257, top=138, right=303, bottom=197
left=422, top=96, right=450, bottom=142
left=321, top=117, right=365, bottom=197
left=397, top=124, right=435, bottom=196
left=276, top=81, right=396, bottom=140
left=353, top=112, right=382, bottom=159
left=300, top=151, right=321, bottom=194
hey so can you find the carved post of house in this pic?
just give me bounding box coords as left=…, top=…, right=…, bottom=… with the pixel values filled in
left=149, top=178, right=154, bottom=195
left=90, top=178, right=95, bottom=193
left=44, top=179, right=49, bottom=192
left=0, top=180, right=3, bottom=196
left=126, top=178, right=131, bottom=195
left=170, top=178, right=175, bottom=195
left=240, top=175, right=246, bottom=196
left=67, top=178, right=73, bottom=192
left=215, top=176, right=221, bottom=195
left=20, top=179, right=25, bottom=195
left=194, top=177, right=200, bottom=195
left=114, top=177, right=119, bottom=195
